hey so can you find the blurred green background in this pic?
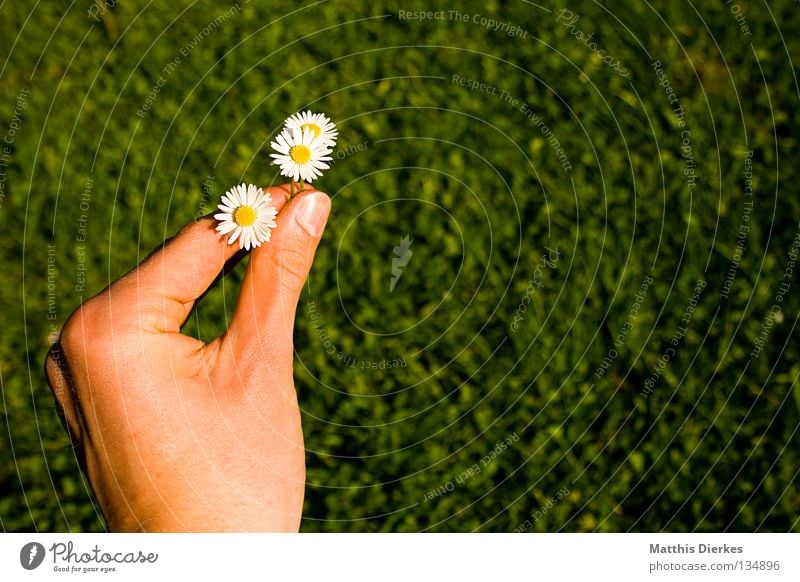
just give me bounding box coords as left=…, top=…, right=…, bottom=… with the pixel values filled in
left=1, top=0, right=799, bottom=532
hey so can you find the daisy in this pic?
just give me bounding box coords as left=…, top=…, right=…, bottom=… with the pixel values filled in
left=270, top=127, right=332, bottom=183
left=214, top=183, right=278, bottom=250
left=284, top=110, right=338, bottom=148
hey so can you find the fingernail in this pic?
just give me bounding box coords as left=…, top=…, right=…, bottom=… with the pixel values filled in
left=295, top=192, right=331, bottom=237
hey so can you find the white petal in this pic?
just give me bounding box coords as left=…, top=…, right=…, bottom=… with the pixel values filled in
left=218, top=222, right=237, bottom=235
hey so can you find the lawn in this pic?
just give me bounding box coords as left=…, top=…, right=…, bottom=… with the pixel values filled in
left=1, top=0, right=798, bottom=532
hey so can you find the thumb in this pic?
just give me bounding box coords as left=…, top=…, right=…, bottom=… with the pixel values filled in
left=224, top=189, right=331, bottom=361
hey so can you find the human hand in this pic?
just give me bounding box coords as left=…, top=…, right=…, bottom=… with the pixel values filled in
left=45, top=185, right=331, bottom=532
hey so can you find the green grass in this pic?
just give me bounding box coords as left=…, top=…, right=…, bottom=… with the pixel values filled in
left=1, top=0, right=799, bottom=532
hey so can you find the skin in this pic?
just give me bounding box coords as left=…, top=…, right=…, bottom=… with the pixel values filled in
left=44, top=184, right=331, bottom=532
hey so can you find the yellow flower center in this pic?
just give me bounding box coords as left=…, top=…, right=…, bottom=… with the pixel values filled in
left=290, top=144, right=312, bottom=165
left=301, top=123, right=322, bottom=138
left=233, top=205, right=257, bottom=227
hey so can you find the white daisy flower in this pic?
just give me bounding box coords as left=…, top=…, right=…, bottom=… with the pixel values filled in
left=284, top=110, right=338, bottom=148
left=214, top=183, right=278, bottom=251
left=270, top=127, right=332, bottom=183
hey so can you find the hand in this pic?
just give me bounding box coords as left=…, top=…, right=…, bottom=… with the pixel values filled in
left=45, top=185, right=331, bottom=532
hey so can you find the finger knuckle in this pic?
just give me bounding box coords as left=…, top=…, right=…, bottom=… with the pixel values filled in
left=271, top=245, right=310, bottom=289
left=59, top=299, right=110, bottom=356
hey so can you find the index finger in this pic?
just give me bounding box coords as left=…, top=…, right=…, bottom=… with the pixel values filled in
left=106, top=184, right=293, bottom=334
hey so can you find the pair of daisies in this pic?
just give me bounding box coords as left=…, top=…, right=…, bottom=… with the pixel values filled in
left=215, top=110, right=338, bottom=250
